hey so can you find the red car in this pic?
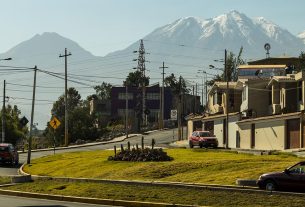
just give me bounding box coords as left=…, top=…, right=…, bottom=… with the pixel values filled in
left=0, top=143, right=19, bottom=166
left=189, top=131, right=218, bottom=148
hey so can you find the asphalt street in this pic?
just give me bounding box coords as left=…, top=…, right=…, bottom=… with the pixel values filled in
left=0, top=128, right=185, bottom=176
left=0, top=194, right=115, bottom=207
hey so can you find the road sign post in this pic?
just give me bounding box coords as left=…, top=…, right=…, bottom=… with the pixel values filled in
left=49, top=116, right=61, bottom=155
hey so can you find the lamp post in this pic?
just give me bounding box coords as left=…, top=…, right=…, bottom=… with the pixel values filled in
left=211, top=50, right=228, bottom=149
left=197, top=70, right=208, bottom=107
left=0, top=57, right=12, bottom=143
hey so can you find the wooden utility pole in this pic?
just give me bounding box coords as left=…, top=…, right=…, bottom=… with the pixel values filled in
left=159, top=62, right=168, bottom=129
left=2, top=80, right=5, bottom=143
left=125, top=84, right=129, bottom=138
left=225, top=49, right=229, bottom=149
left=178, top=76, right=182, bottom=140
left=27, top=66, right=37, bottom=164
left=59, top=48, right=71, bottom=147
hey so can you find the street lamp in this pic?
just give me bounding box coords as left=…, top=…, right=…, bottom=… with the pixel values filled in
left=0, top=57, right=12, bottom=143
left=213, top=50, right=228, bottom=149
left=197, top=70, right=208, bottom=107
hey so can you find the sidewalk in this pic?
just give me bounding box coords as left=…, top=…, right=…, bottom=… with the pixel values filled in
left=169, top=140, right=188, bottom=148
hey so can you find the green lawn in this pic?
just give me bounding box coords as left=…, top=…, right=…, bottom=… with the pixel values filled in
left=23, top=149, right=302, bottom=185
left=0, top=177, right=11, bottom=185
left=4, top=180, right=305, bottom=207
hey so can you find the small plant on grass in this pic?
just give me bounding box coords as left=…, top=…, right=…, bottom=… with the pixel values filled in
left=108, top=139, right=173, bottom=162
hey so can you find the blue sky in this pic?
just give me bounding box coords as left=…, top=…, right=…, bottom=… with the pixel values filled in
left=1, top=0, right=305, bottom=56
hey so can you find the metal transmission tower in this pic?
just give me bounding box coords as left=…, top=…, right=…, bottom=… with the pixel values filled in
left=134, top=39, right=148, bottom=126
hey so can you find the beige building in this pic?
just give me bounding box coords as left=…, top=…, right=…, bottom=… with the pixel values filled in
left=186, top=63, right=305, bottom=151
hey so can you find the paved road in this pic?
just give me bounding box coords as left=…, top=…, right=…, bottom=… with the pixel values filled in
left=0, top=128, right=186, bottom=176
left=0, top=194, right=115, bottom=207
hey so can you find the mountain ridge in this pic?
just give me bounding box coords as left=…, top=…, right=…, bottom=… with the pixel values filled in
left=0, top=10, right=304, bottom=127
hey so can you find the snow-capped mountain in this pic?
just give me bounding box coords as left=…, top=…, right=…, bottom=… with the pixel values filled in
left=1, top=11, right=304, bottom=127
left=298, top=30, right=305, bottom=44
left=106, top=11, right=304, bottom=84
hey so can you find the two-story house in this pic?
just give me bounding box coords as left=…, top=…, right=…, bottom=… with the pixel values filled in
left=187, top=57, right=305, bottom=151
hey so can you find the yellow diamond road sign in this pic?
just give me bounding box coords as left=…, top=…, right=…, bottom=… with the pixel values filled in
left=50, top=116, right=61, bottom=129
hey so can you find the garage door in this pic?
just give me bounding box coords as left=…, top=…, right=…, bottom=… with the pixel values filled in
left=287, top=119, right=300, bottom=149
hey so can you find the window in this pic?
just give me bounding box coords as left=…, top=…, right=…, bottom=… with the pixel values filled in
left=117, top=109, right=134, bottom=117
left=298, top=81, right=302, bottom=102
left=118, top=93, right=133, bottom=100
left=229, top=91, right=234, bottom=108
left=146, top=93, right=159, bottom=100
left=251, top=124, right=255, bottom=148
left=198, top=132, right=211, bottom=137
left=242, top=87, right=247, bottom=101
left=213, top=91, right=222, bottom=105
left=268, top=90, right=272, bottom=105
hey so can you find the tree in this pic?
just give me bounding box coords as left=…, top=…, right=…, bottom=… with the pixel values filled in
left=164, top=73, right=190, bottom=95
left=51, top=87, right=82, bottom=117
left=208, top=47, right=245, bottom=86
left=93, top=82, right=112, bottom=100
left=45, top=87, right=98, bottom=145
left=124, top=70, right=149, bottom=87
left=0, top=104, right=27, bottom=145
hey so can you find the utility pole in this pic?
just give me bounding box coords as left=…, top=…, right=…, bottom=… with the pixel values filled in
left=125, top=83, right=129, bottom=138
left=205, top=72, right=208, bottom=107
left=178, top=76, right=182, bottom=140
left=192, top=85, right=195, bottom=113
left=2, top=80, right=6, bottom=143
left=59, top=48, right=71, bottom=147
left=225, top=49, right=229, bottom=149
left=195, top=83, right=198, bottom=113
left=27, top=66, right=37, bottom=164
left=159, top=62, right=168, bottom=129
left=134, top=40, right=148, bottom=127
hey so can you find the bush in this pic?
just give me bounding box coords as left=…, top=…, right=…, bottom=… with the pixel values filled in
left=108, top=148, right=173, bottom=162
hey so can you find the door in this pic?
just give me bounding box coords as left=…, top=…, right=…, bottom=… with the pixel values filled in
left=223, top=119, right=226, bottom=145
left=251, top=124, right=255, bottom=148
left=287, top=119, right=300, bottom=149
left=302, top=121, right=305, bottom=148
left=236, top=131, right=240, bottom=148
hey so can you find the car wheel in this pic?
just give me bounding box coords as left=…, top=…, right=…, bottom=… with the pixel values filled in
left=265, top=180, right=277, bottom=191
left=199, top=144, right=203, bottom=148
left=189, top=141, right=194, bottom=148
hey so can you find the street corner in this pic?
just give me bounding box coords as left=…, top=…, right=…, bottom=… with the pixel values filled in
left=169, top=140, right=188, bottom=148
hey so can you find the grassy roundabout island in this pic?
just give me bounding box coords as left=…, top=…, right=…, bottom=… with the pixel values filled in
left=3, top=149, right=305, bottom=206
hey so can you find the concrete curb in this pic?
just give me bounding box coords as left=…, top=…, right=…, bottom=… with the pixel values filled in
left=0, top=189, right=199, bottom=207
left=18, top=134, right=139, bottom=154
left=236, top=179, right=257, bottom=187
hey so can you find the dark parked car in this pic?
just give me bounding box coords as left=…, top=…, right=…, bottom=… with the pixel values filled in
left=257, top=161, right=305, bottom=191
left=0, top=143, right=19, bottom=166
left=189, top=131, right=218, bottom=148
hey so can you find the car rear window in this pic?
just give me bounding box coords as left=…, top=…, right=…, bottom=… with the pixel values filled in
left=0, top=146, right=9, bottom=152
left=199, top=132, right=211, bottom=137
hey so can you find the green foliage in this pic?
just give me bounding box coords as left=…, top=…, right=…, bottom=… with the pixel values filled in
left=208, top=47, right=245, bottom=86
left=93, top=82, right=112, bottom=100
left=0, top=104, right=27, bottom=145
left=7, top=180, right=305, bottom=207
left=299, top=51, right=305, bottom=70
left=164, top=74, right=190, bottom=95
left=44, top=87, right=98, bottom=145
left=23, top=149, right=302, bottom=185
left=108, top=148, right=173, bottom=162
left=124, top=70, right=149, bottom=87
